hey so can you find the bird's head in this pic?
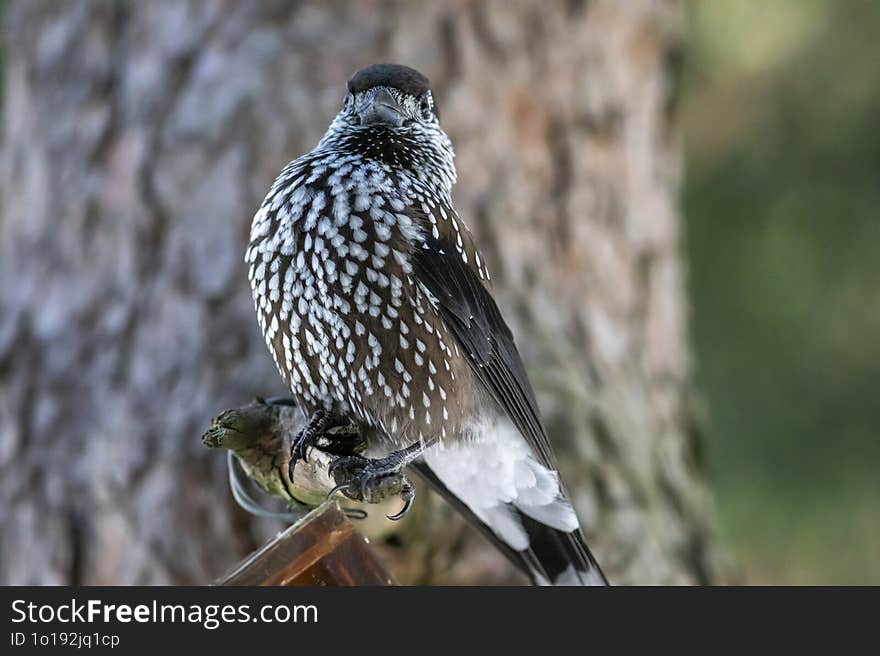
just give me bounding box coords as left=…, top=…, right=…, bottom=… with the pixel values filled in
left=346, top=63, right=435, bottom=128
left=319, top=64, right=456, bottom=193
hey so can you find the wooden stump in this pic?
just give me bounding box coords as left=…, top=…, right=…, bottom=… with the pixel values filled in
left=219, top=501, right=395, bottom=586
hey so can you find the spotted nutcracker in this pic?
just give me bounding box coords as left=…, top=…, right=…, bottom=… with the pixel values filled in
left=246, top=64, right=607, bottom=585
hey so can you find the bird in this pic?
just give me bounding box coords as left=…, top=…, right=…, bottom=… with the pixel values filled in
left=246, top=63, right=607, bottom=586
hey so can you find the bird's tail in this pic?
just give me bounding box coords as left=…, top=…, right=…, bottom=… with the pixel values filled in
left=412, top=462, right=608, bottom=586
left=516, top=513, right=608, bottom=586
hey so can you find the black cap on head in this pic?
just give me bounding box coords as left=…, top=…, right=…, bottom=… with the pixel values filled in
left=347, top=64, right=431, bottom=96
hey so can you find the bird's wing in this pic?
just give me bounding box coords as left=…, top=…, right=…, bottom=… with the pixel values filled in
left=406, top=205, right=607, bottom=585
left=407, top=207, right=558, bottom=471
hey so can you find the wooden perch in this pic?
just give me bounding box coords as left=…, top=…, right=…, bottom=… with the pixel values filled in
left=218, top=500, right=396, bottom=586
left=203, top=398, right=416, bottom=508
left=203, top=398, right=402, bottom=585
left=202, top=399, right=343, bottom=508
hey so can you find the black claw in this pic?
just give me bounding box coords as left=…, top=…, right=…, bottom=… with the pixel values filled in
left=386, top=492, right=414, bottom=521
left=288, top=411, right=340, bottom=484
left=328, top=481, right=353, bottom=500
left=386, top=481, right=415, bottom=520
left=327, top=457, right=348, bottom=481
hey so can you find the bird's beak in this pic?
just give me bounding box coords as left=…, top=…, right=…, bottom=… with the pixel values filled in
left=358, top=88, right=405, bottom=127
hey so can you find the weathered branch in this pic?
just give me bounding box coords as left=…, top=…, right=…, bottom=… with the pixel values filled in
left=203, top=399, right=333, bottom=507
left=201, top=399, right=413, bottom=511
left=204, top=401, right=401, bottom=585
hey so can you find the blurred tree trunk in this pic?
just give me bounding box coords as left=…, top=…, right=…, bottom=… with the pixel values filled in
left=0, top=0, right=731, bottom=584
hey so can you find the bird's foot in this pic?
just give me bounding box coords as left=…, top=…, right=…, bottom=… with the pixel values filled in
left=327, top=440, right=430, bottom=520
left=288, top=411, right=356, bottom=482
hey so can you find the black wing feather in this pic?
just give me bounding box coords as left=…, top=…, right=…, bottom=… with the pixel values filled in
left=411, top=235, right=558, bottom=470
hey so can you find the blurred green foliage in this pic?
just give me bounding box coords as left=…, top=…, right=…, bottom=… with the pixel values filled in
left=683, top=0, right=880, bottom=583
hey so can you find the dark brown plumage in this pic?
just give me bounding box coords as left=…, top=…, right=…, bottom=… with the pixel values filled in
left=347, top=63, right=431, bottom=96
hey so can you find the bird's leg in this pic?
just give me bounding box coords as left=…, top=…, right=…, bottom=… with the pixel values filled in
left=255, top=398, right=364, bottom=471
left=327, top=439, right=433, bottom=520
left=287, top=410, right=360, bottom=482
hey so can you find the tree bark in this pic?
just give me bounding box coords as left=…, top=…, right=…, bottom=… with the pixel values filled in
left=0, top=0, right=731, bottom=585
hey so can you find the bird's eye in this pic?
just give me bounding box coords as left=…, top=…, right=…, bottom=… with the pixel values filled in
left=419, top=93, right=433, bottom=121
